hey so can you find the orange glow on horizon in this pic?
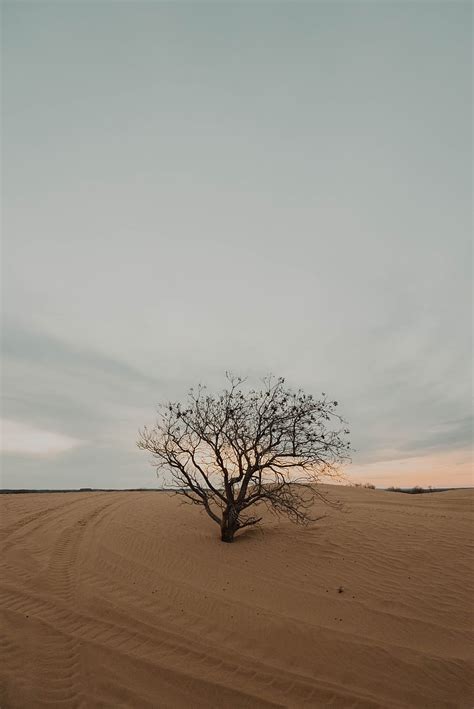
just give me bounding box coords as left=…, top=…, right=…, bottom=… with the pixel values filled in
left=346, top=448, right=473, bottom=489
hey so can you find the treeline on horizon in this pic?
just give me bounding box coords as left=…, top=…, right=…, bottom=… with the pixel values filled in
left=0, top=486, right=471, bottom=495
left=386, top=486, right=459, bottom=494
left=0, top=488, right=168, bottom=494
left=357, top=483, right=469, bottom=494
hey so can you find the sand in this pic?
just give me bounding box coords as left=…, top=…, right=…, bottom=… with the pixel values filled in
left=0, top=485, right=472, bottom=708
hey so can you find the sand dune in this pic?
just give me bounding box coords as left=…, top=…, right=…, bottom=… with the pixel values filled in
left=1, top=485, right=472, bottom=708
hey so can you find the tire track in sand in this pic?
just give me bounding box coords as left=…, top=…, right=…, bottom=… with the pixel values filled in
left=1, top=494, right=127, bottom=708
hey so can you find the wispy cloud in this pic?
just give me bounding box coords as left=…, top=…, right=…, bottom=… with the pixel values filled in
left=1, top=320, right=472, bottom=488
left=1, top=322, right=173, bottom=487
left=1, top=419, right=83, bottom=456
left=2, top=321, right=169, bottom=440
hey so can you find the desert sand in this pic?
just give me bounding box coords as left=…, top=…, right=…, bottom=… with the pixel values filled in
left=0, top=485, right=472, bottom=708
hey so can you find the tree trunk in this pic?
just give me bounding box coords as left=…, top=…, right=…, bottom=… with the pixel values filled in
left=220, top=507, right=238, bottom=543
left=220, top=524, right=236, bottom=543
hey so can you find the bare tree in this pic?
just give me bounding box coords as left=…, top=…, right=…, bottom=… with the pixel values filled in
left=137, top=374, right=351, bottom=542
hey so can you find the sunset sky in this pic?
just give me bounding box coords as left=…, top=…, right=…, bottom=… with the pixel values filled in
left=2, top=1, right=472, bottom=489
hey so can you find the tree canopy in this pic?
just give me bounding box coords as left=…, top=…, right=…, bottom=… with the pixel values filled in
left=138, top=374, right=351, bottom=542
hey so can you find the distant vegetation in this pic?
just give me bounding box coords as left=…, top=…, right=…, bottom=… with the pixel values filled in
left=0, top=488, right=165, bottom=495
left=3, top=485, right=469, bottom=496
left=386, top=486, right=455, bottom=494
left=350, top=483, right=468, bottom=494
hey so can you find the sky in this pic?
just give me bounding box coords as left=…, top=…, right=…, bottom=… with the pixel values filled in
left=1, top=1, right=472, bottom=489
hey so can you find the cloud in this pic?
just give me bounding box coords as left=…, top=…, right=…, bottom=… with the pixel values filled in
left=1, top=320, right=472, bottom=488
left=1, top=419, right=84, bottom=456
left=1, top=321, right=171, bottom=440
left=2, top=1, right=470, bottom=489
left=397, top=417, right=473, bottom=456
left=1, top=322, right=174, bottom=487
